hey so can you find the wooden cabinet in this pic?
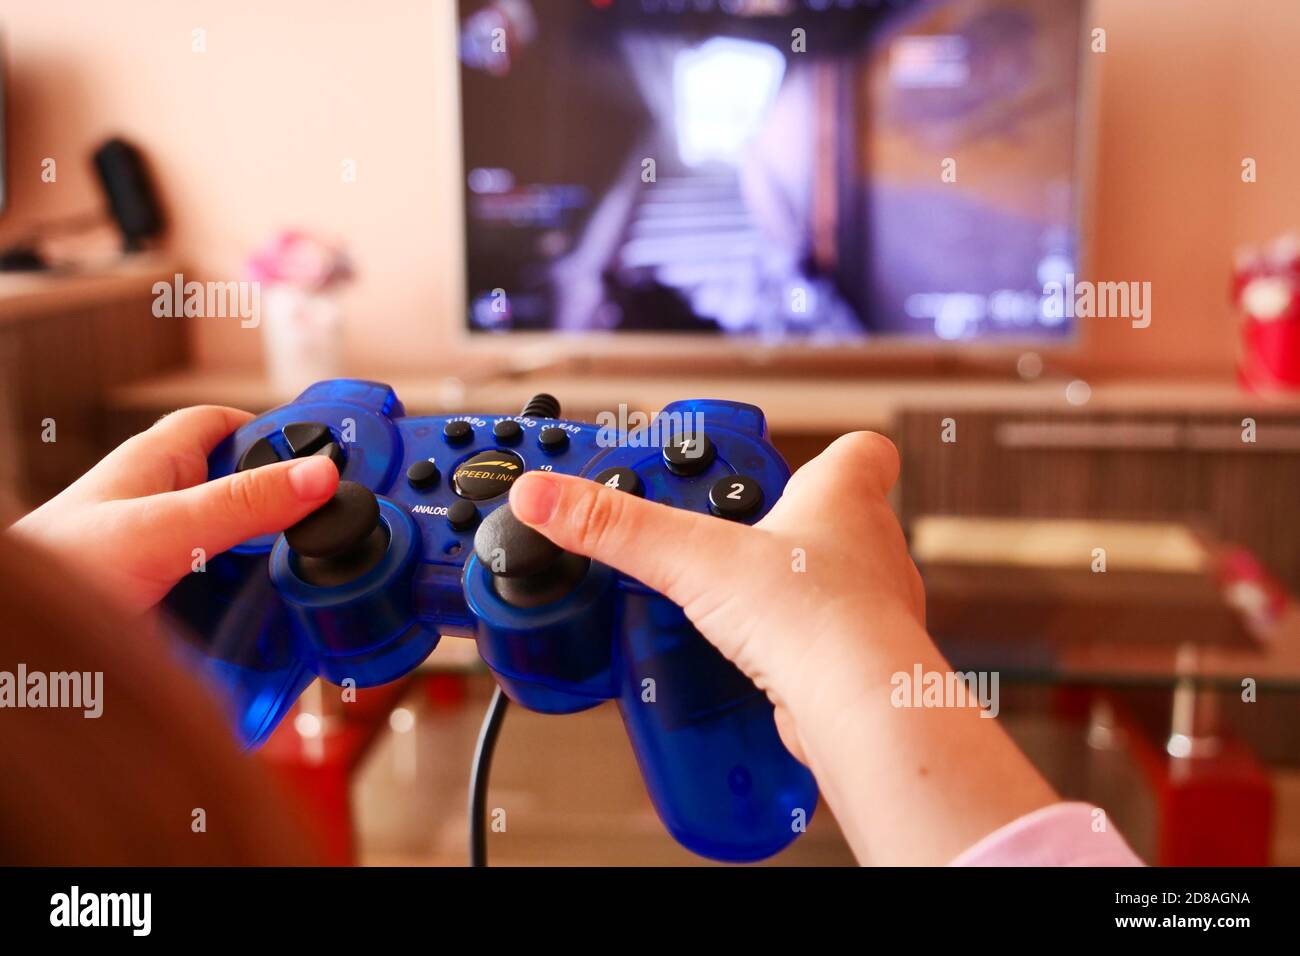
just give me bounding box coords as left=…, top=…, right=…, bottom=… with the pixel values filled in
left=0, top=258, right=186, bottom=506
left=897, top=409, right=1300, bottom=591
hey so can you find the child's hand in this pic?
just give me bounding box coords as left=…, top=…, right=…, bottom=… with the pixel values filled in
left=9, top=406, right=339, bottom=615
left=509, top=432, right=1058, bottom=865
left=508, top=432, right=921, bottom=760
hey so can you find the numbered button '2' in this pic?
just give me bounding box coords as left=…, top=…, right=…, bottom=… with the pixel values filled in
left=708, top=474, right=763, bottom=521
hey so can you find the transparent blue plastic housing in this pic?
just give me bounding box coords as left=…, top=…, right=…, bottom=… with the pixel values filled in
left=164, top=379, right=817, bottom=862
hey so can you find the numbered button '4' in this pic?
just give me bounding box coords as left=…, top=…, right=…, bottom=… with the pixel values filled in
left=593, top=466, right=645, bottom=498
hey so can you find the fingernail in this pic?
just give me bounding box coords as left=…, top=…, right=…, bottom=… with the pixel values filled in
left=288, top=456, right=339, bottom=500
left=510, top=472, right=560, bottom=525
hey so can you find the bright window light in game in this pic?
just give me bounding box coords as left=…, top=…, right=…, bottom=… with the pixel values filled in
left=672, top=37, right=786, bottom=168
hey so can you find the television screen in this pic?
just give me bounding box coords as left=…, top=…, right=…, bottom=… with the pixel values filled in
left=457, top=0, right=1085, bottom=343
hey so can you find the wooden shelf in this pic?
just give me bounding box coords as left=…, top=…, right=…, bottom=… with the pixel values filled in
left=105, top=366, right=1300, bottom=437
left=0, top=253, right=176, bottom=323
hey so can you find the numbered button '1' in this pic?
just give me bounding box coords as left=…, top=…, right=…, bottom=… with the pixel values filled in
left=708, top=474, right=763, bottom=520
left=662, top=433, right=716, bottom=476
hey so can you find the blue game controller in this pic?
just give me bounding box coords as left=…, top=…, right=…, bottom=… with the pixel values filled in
left=164, top=379, right=816, bottom=862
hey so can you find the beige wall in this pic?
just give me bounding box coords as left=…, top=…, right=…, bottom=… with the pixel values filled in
left=1083, top=0, right=1300, bottom=377
left=0, top=0, right=458, bottom=373
left=1, top=0, right=1297, bottom=378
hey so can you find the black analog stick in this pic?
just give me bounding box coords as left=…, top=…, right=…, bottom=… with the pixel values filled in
left=285, top=481, right=388, bottom=586
left=473, top=504, right=590, bottom=608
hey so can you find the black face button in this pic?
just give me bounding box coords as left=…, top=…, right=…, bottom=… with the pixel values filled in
left=447, top=499, right=480, bottom=532
left=313, top=442, right=346, bottom=473
left=474, top=504, right=590, bottom=608
left=492, top=419, right=523, bottom=444
left=452, top=449, right=525, bottom=501
left=237, top=436, right=281, bottom=472
left=662, top=433, right=715, bottom=476
left=406, top=459, right=440, bottom=491
left=444, top=421, right=475, bottom=447
left=283, top=421, right=333, bottom=457
left=592, top=466, right=644, bottom=498
left=538, top=426, right=569, bottom=453
left=708, top=474, right=763, bottom=521
left=284, top=481, right=389, bottom=587
left=443, top=420, right=474, bottom=446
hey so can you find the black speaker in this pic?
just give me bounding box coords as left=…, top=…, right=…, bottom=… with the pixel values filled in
left=93, top=138, right=164, bottom=251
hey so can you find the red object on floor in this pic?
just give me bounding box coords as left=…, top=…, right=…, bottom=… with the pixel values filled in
left=1156, top=744, right=1272, bottom=866
left=257, top=680, right=413, bottom=865
left=1110, top=697, right=1273, bottom=866
left=1049, top=685, right=1095, bottom=723
left=421, top=672, right=468, bottom=709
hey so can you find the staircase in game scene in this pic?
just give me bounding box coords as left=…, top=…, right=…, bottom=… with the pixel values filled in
left=617, top=173, right=766, bottom=330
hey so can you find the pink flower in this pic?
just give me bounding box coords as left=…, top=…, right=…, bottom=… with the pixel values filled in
left=246, top=230, right=351, bottom=291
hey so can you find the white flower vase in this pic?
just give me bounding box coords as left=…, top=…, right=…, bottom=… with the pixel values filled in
left=260, top=284, right=343, bottom=396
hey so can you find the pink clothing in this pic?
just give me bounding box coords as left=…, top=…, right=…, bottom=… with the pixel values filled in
left=950, top=802, right=1145, bottom=866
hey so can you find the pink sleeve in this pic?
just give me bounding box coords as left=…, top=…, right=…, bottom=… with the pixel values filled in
left=948, top=801, right=1145, bottom=867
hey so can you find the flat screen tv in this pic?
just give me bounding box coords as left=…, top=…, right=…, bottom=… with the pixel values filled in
left=455, top=0, right=1090, bottom=348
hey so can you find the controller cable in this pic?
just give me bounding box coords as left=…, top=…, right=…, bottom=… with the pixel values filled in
left=466, top=393, right=561, bottom=867
left=468, top=684, right=509, bottom=867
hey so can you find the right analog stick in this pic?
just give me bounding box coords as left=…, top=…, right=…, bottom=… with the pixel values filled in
left=473, top=504, right=590, bottom=608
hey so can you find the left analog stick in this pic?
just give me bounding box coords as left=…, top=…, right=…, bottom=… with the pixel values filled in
left=285, top=481, right=388, bottom=586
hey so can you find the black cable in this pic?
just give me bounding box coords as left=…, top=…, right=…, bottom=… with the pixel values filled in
left=468, top=684, right=509, bottom=867
left=466, top=393, right=557, bottom=867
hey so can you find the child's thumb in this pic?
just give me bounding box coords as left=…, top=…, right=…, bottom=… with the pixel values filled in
left=507, top=469, right=749, bottom=608
left=138, top=456, right=339, bottom=576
